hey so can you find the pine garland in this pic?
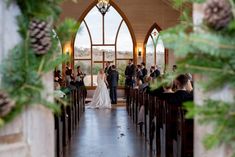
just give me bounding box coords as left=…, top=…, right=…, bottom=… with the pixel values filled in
left=161, top=0, right=235, bottom=155
left=0, top=0, right=79, bottom=127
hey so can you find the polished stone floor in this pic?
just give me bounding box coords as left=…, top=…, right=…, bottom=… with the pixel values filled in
left=64, top=106, right=152, bottom=157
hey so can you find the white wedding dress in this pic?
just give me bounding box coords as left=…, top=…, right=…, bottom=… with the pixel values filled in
left=87, top=73, right=111, bottom=109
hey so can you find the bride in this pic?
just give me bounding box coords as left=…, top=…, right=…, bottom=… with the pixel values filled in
left=87, top=69, right=111, bottom=109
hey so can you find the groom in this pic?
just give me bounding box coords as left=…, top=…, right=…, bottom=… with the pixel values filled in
left=109, top=65, right=119, bottom=104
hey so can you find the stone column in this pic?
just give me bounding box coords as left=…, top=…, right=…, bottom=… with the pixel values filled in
left=0, top=1, right=55, bottom=157
left=193, top=4, right=233, bottom=157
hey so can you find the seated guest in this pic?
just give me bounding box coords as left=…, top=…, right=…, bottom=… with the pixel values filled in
left=161, top=74, right=193, bottom=104
left=134, top=79, right=142, bottom=89
left=54, top=79, right=66, bottom=98
left=163, top=82, right=174, bottom=93
left=139, top=76, right=151, bottom=93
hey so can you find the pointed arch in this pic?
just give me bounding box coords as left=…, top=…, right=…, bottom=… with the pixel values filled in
left=143, top=23, right=168, bottom=72
left=72, top=1, right=136, bottom=87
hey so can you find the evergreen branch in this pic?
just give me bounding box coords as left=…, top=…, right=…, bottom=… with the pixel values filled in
left=37, top=56, right=46, bottom=75
left=189, top=35, right=235, bottom=51
left=20, top=84, right=42, bottom=92
left=184, top=64, right=235, bottom=75
left=54, top=97, right=68, bottom=107
left=229, top=0, right=235, bottom=17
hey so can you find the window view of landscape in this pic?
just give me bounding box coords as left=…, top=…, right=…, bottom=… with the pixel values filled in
left=74, top=5, right=133, bottom=86
left=146, top=28, right=165, bottom=73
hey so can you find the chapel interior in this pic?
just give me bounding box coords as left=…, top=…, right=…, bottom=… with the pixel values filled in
left=0, top=0, right=234, bottom=157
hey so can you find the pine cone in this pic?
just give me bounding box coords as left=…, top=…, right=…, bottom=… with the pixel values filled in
left=204, top=0, right=233, bottom=30
left=0, top=91, right=15, bottom=118
left=29, top=19, right=52, bottom=55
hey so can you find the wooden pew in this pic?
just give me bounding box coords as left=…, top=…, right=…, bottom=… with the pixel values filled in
left=128, top=87, right=194, bottom=157
left=54, top=87, right=86, bottom=157
left=138, top=91, right=144, bottom=135
left=175, top=106, right=193, bottom=157
left=54, top=114, right=63, bottom=157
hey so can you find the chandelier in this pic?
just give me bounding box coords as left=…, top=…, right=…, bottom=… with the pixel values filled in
left=97, top=0, right=110, bottom=15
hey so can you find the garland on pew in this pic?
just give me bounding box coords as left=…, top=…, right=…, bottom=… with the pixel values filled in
left=0, top=0, right=79, bottom=127
left=159, top=0, right=235, bottom=155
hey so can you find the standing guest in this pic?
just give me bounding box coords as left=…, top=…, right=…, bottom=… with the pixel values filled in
left=136, top=64, right=143, bottom=83
left=76, top=66, right=87, bottom=98
left=154, top=65, right=161, bottom=77
left=172, top=65, right=177, bottom=72
left=76, top=66, right=86, bottom=87
left=65, top=66, right=72, bottom=86
left=104, top=61, right=112, bottom=87
left=141, top=62, right=148, bottom=79
left=109, top=65, right=119, bottom=104
left=125, top=59, right=136, bottom=87
left=150, top=66, right=160, bottom=79
left=54, top=70, right=62, bottom=83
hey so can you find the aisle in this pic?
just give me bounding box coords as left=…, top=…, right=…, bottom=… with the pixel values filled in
left=64, top=106, right=152, bottom=157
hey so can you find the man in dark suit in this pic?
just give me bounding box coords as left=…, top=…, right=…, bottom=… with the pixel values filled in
left=109, top=65, right=119, bottom=104
left=104, top=61, right=112, bottom=87
left=125, top=59, right=136, bottom=87
left=141, top=62, right=148, bottom=79
left=150, top=65, right=160, bottom=79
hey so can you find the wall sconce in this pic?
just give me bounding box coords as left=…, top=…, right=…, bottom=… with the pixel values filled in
left=63, top=42, right=72, bottom=56
left=138, top=48, right=142, bottom=57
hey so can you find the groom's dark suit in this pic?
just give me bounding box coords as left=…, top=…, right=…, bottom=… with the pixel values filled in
left=105, top=66, right=112, bottom=87
left=109, top=69, right=119, bottom=104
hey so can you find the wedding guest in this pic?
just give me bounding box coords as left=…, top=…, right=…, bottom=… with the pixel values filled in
left=172, top=65, right=177, bottom=72
left=136, top=64, right=143, bottom=83
left=65, top=66, right=72, bottom=86
left=76, top=66, right=86, bottom=87
left=141, top=62, right=148, bottom=78
left=163, top=82, right=174, bottom=93
left=161, top=74, right=193, bottom=104
left=125, top=59, right=136, bottom=88
left=150, top=65, right=160, bottom=79
left=54, top=80, right=66, bottom=98
left=139, top=76, right=151, bottom=93
left=76, top=66, right=87, bottom=98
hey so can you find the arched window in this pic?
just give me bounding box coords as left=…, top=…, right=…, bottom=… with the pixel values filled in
left=74, top=5, right=134, bottom=87
left=145, top=26, right=165, bottom=73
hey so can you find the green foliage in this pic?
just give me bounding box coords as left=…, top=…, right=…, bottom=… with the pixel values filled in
left=185, top=100, right=235, bottom=152
left=0, top=0, right=78, bottom=126
left=117, top=64, right=126, bottom=86
left=56, top=18, right=80, bottom=45
left=6, top=0, right=63, bottom=20
left=160, top=0, right=235, bottom=155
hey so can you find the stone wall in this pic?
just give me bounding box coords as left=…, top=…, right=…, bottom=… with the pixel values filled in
left=193, top=4, right=234, bottom=157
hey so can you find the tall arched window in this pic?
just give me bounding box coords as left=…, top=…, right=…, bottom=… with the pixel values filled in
left=145, top=26, right=165, bottom=73
left=74, top=5, right=134, bottom=87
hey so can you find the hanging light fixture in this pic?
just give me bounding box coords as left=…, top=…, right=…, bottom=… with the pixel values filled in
left=97, top=0, right=110, bottom=15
